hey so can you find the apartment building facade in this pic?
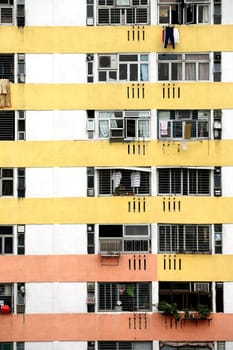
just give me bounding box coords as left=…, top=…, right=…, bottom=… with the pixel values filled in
left=0, top=0, right=233, bottom=349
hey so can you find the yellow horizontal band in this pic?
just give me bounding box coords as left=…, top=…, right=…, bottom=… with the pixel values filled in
left=158, top=254, right=233, bottom=281
left=8, top=82, right=233, bottom=110
left=0, top=140, right=232, bottom=167
left=0, top=25, right=233, bottom=53
left=0, top=197, right=232, bottom=225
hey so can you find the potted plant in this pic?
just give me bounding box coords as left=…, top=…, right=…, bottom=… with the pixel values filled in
left=197, top=304, right=210, bottom=319
left=157, top=301, right=181, bottom=321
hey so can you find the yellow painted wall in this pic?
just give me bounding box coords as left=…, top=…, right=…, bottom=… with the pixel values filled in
left=0, top=197, right=232, bottom=224
left=9, top=82, right=233, bottom=110
left=0, top=26, right=233, bottom=53
left=0, top=140, right=232, bottom=167
left=158, top=254, right=233, bottom=281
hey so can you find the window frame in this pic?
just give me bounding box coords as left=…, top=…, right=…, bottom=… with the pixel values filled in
left=158, top=168, right=211, bottom=196
left=98, top=110, right=150, bottom=140
left=158, top=110, right=210, bottom=140
left=98, top=282, right=152, bottom=312
left=158, top=53, right=210, bottom=82
left=98, top=53, right=149, bottom=82
left=97, top=0, right=150, bottom=25
left=158, top=224, right=212, bottom=253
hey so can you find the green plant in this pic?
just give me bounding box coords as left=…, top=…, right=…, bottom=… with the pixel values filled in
left=197, top=304, right=210, bottom=319
left=157, top=301, right=181, bottom=321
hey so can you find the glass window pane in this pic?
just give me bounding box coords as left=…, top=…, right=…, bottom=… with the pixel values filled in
left=171, top=63, right=182, bottom=80
left=99, top=71, right=107, bottom=81
left=199, top=63, right=209, bottom=80
left=98, top=9, right=109, bottom=24
left=185, top=63, right=196, bottom=80
left=2, top=180, right=13, bottom=196
left=198, top=5, right=209, bottom=23
left=158, top=63, right=169, bottom=80
left=130, top=64, right=138, bottom=81
left=4, top=237, right=13, bottom=254
left=140, top=64, right=148, bottom=81
left=111, top=8, right=120, bottom=24
left=119, top=64, right=127, bottom=80
left=136, top=8, right=148, bottom=24
left=126, top=8, right=135, bottom=24
left=159, top=5, right=169, bottom=24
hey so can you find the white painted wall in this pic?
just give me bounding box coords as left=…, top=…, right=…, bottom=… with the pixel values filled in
left=224, top=283, right=233, bottom=313
left=222, top=110, right=233, bottom=140
left=26, top=224, right=87, bottom=255
left=26, top=282, right=87, bottom=313
left=221, top=167, right=233, bottom=196
left=26, top=54, right=87, bottom=83
left=222, top=2, right=233, bottom=24
left=226, top=343, right=233, bottom=350
left=222, top=224, right=233, bottom=254
left=26, top=167, right=87, bottom=198
left=25, top=0, right=86, bottom=26
left=26, top=110, right=87, bottom=141
left=25, top=342, right=86, bottom=350
left=221, top=53, right=233, bottom=82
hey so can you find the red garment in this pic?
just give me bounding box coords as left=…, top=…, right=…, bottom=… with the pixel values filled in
left=1, top=304, right=11, bottom=314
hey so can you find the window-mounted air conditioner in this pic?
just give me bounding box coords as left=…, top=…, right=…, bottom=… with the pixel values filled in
left=99, top=55, right=117, bottom=69
left=87, top=119, right=95, bottom=132
left=194, top=282, right=209, bottom=293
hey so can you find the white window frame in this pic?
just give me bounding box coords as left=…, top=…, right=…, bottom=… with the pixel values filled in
left=0, top=225, right=14, bottom=254
left=98, top=53, right=149, bottom=82
left=98, top=110, right=150, bottom=140
left=0, top=168, right=14, bottom=197
left=97, top=0, right=150, bottom=25
left=158, top=53, right=210, bottom=81
left=158, top=110, right=210, bottom=140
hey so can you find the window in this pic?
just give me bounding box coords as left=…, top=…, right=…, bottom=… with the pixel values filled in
left=158, top=224, right=211, bottom=253
left=99, top=224, right=151, bottom=253
left=98, top=282, right=151, bottom=312
left=98, top=54, right=149, bottom=82
left=0, top=168, right=14, bottom=196
left=0, top=283, right=13, bottom=312
left=160, top=343, right=213, bottom=350
left=158, top=0, right=210, bottom=25
left=98, top=111, right=150, bottom=140
left=97, top=0, right=149, bottom=25
left=0, top=54, right=14, bottom=81
left=0, top=0, right=13, bottom=25
left=98, top=342, right=152, bottom=350
left=158, top=53, right=209, bottom=81
left=158, top=168, right=210, bottom=195
left=158, top=110, right=209, bottom=140
left=159, top=282, right=212, bottom=311
left=98, top=168, right=150, bottom=196
left=0, top=226, right=13, bottom=254
left=0, top=111, right=14, bottom=140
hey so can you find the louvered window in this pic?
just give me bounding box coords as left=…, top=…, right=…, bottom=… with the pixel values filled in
left=0, top=111, right=14, bottom=140
left=158, top=224, right=211, bottom=253
left=98, top=342, right=152, bottom=350
left=158, top=168, right=210, bottom=195
left=0, top=54, right=14, bottom=82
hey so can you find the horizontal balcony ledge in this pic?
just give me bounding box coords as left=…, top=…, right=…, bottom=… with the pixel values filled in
left=0, top=25, right=233, bottom=53
left=0, top=197, right=232, bottom=224
left=6, top=82, right=233, bottom=110
left=0, top=313, right=233, bottom=341
left=0, top=140, right=232, bottom=167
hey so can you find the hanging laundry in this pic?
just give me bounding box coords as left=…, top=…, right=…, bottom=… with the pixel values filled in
left=163, top=26, right=175, bottom=49
left=111, top=171, right=122, bottom=189
left=131, top=171, right=141, bottom=188
left=173, top=28, right=180, bottom=44
left=0, top=79, right=11, bottom=108
left=160, top=120, right=168, bottom=136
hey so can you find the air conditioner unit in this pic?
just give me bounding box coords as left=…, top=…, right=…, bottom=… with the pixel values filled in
left=194, top=283, right=209, bottom=293
left=87, top=119, right=95, bottom=132
left=99, top=55, right=117, bottom=69
left=87, top=188, right=95, bottom=197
